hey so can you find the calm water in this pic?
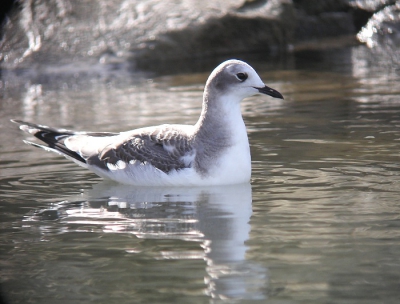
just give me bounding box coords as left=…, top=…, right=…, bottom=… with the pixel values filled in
left=1, top=47, right=400, bottom=303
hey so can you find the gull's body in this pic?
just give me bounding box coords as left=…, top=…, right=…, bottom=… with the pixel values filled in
left=13, top=60, right=283, bottom=186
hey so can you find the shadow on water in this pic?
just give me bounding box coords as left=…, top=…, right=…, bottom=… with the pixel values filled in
left=4, top=182, right=268, bottom=302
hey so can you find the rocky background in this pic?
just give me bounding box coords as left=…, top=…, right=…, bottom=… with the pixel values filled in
left=0, top=0, right=399, bottom=71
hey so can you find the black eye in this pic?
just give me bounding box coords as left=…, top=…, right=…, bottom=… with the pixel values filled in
left=236, top=72, right=248, bottom=81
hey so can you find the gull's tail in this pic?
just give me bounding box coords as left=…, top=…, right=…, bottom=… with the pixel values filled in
left=11, top=119, right=87, bottom=164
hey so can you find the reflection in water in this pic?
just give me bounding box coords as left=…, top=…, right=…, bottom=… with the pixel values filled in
left=25, top=182, right=267, bottom=301
left=23, top=84, right=43, bottom=120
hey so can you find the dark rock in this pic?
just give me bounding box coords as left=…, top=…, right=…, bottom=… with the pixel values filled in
left=293, top=0, right=349, bottom=15
left=294, top=12, right=355, bottom=41
left=0, top=0, right=399, bottom=71
left=0, top=0, right=18, bottom=28
left=349, top=0, right=397, bottom=32
left=348, top=0, right=397, bottom=12
left=236, top=0, right=268, bottom=12
left=134, top=2, right=296, bottom=62
left=357, top=2, right=400, bottom=66
left=0, top=0, right=297, bottom=69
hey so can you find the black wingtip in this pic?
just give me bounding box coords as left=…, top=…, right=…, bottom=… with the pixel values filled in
left=12, top=119, right=87, bottom=165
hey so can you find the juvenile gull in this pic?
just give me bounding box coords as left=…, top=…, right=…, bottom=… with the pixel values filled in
left=12, top=60, right=283, bottom=186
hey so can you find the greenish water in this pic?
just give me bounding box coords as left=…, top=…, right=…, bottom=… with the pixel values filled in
left=1, top=46, right=400, bottom=303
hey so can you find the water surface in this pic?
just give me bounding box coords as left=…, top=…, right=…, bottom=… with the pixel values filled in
left=1, top=47, right=400, bottom=303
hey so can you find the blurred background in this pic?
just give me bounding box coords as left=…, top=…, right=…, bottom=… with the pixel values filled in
left=1, top=0, right=399, bottom=78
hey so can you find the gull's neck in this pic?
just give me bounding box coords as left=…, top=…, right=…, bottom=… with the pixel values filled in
left=192, top=86, right=250, bottom=176
left=194, top=87, right=244, bottom=138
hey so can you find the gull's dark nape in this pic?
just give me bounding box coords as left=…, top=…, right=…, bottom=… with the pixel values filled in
left=11, top=119, right=87, bottom=164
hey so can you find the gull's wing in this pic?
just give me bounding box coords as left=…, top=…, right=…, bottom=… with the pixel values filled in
left=13, top=120, right=195, bottom=174
left=83, top=125, right=196, bottom=173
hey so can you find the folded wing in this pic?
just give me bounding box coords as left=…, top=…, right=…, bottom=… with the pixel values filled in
left=13, top=120, right=195, bottom=174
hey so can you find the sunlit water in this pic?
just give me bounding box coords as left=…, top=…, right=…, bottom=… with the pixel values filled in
left=1, top=46, right=400, bottom=303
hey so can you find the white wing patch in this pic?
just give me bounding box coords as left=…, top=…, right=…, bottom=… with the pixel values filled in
left=163, top=144, right=176, bottom=154
left=180, top=150, right=196, bottom=167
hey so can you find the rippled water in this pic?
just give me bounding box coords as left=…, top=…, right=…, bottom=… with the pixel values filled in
left=1, top=46, right=400, bottom=303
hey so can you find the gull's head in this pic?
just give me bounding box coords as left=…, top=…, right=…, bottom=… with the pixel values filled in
left=206, top=59, right=283, bottom=102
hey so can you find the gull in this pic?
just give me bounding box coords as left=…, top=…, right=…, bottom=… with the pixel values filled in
left=12, top=59, right=283, bottom=186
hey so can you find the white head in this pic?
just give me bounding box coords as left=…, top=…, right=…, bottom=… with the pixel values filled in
left=205, top=59, right=283, bottom=102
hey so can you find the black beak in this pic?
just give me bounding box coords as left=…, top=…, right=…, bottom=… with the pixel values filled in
left=254, top=85, right=284, bottom=99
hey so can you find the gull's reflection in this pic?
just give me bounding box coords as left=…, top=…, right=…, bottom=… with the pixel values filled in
left=27, top=182, right=267, bottom=300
